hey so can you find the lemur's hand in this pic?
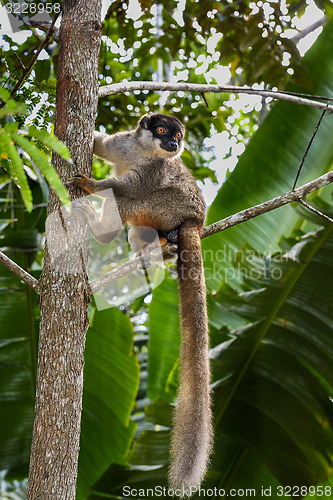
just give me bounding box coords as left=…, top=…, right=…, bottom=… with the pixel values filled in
left=65, top=174, right=96, bottom=194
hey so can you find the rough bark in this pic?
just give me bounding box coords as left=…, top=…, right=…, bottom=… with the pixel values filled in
left=27, top=1, right=102, bottom=498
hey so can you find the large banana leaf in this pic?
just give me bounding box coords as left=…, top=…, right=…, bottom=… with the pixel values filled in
left=0, top=180, right=43, bottom=475
left=77, top=308, right=139, bottom=499
left=203, top=18, right=333, bottom=291
left=211, top=224, right=333, bottom=492
left=0, top=278, right=36, bottom=474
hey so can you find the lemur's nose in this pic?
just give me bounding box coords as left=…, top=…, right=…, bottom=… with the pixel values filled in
left=168, top=141, right=178, bottom=151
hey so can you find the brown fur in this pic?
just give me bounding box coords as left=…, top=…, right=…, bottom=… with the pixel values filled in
left=67, top=114, right=212, bottom=493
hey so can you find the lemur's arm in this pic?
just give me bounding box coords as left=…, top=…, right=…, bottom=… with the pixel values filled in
left=94, top=131, right=135, bottom=171
left=68, top=170, right=153, bottom=199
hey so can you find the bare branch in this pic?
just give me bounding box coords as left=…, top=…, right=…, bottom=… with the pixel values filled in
left=89, top=170, right=333, bottom=293
left=98, top=81, right=333, bottom=113
left=202, top=170, right=333, bottom=238
left=292, top=102, right=330, bottom=190
left=0, top=250, right=39, bottom=290
left=29, top=20, right=60, bottom=42
left=291, top=18, right=326, bottom=43
left=91, top=253, right=156, bottom=294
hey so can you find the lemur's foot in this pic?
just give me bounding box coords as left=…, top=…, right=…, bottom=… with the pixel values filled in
left=159, top=228, right=179, bottom=245
left=166, top=229, right=179, bottom=244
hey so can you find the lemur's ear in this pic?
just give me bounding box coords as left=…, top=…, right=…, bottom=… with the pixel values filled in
left=139, top=114, right=150, bottom=129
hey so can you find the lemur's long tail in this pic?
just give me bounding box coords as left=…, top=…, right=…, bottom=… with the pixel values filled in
left=169, top=219, right=212, bottom=494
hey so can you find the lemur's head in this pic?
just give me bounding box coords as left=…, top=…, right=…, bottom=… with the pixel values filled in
left=137, top=113, right=185, bottom=158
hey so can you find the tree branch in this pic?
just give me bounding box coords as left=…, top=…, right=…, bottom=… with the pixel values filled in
left=297, top=198, right=333, bottom=224
left=202, top=170, right=333, bottom=238
left=90, top=170, right=333, bottom=293
left=29, top=20, right=60, bottom=42
left=2, top=170, right=332, bottom=292
left=0, top=250, right=39, bottom=290
left=292, top=102, right=330, bottom=190
left=291, top=18, right=326, bottom=43
left=98, top=81, right=333, bottom=113
left=91, top=254, right=149, bottom=294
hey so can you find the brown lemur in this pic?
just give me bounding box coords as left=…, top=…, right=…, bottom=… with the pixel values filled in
left=67, top=113, right=213, bottom=491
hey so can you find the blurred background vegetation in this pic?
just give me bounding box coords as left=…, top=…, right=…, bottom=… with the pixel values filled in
left=1, top=1, right=333, bottom=498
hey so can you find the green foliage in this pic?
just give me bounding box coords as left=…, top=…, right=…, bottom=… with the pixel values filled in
left=147, top=274, right=179, bottom=402
left=77, top=308, right=140, bottom=499
left=213, top=226, right=333, bottom=486
left=0, top=128, right=33, bottom=211
left=203, top=17, right=333, bottom=291
left=94, top=0, right=333, bottom=179
left=0, top=89, right=70, bottom=210
left=1, top=1, right=333, bottom=498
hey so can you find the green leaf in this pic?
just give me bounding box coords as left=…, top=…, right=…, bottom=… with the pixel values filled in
left=77, top=307, right=140, bottom=499
left=0, top=132, right=33, bottom=212
left=27, top=126, right=71, bottom=161
left=203, top=18, right=333, bottom=291
left=34, top=60, right=51, bottom=84
left=212, top=226, right=333, bottom=487
left=147, top=274, right=180, bottom=402
left=0, top=99, right=27, bottom=118
left=129, top=429, right=170, bottom=467
left=0, top=86, right=11, bottom=103
left=11, top=132, right=69, bottom=205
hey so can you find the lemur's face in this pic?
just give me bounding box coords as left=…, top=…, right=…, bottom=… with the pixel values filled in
left=139, top=114, right=185, bottom=157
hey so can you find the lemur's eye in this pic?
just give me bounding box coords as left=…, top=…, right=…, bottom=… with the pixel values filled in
left=175, top=132, right=182, bottom=139
left=157, top=127, right=165, bottom=134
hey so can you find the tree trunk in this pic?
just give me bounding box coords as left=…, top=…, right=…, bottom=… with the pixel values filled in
left=27, top=1, right=102, bottom=498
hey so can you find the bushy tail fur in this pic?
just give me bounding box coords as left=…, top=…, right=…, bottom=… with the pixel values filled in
left=169, top=219, right=212, bottom=494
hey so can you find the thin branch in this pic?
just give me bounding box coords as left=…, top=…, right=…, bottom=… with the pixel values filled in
left=297, top=198, right=333, bottom=224
left=17, top=13, right=43, bottom=42
left=91, top=254, right=150, bottom=294
left=292, top=101, right=330, bottom=190
left=90, top=170, right=333, bottom=293
left=291, top=17, right=326, bottom=43
left=0, top=12, right=60, bottom=109
left=29, top=20, right=60, bottom=42
left=0, top=250, right=39, bottom=290
left=98, top=81, right=333, bottom=113
left=201, top=93, right=209, bottom=108
left=202, top=170, right=333, bottom=238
